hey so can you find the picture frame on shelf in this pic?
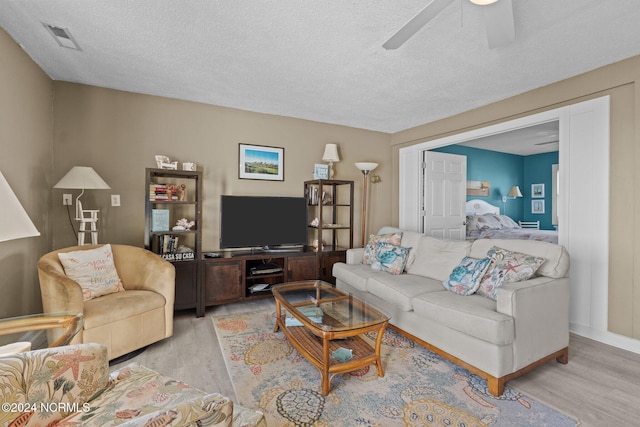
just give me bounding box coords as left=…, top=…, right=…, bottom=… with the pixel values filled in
left=532, top=200, right=545, bottom=214
left=313, top=164, right=329, bottom=180
left=239, top=144, right=284, bottom=181
left=532, top=183, right=545, bottom=198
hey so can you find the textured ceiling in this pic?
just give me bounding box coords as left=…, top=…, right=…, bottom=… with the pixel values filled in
left=1, top=0, right=640, bottom=134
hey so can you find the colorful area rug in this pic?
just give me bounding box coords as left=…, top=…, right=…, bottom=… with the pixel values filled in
left=213, top=310, right=576, bottom=426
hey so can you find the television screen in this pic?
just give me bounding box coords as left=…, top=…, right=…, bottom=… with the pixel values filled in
left=220, top=195, right=308, bottom=249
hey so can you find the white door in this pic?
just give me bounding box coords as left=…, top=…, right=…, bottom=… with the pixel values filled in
left=422, top=151, right=467, bottom=240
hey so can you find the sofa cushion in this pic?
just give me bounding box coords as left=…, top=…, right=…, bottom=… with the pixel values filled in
left=367, top=274, right=443, bottom=312
left=362, top=232, right=403, bottom=265
left=83, top=289, right=166, bottom=329
left=442, top=256, right=492, bottom=296
left=470, top=238, right=569, bottom=278
left=413, top=291, right=515, bottom=345
left=399, top=230, right=424, bottom=270
left=371, top=243, right=411, bottom=275
left=58, top=244, right=124, bottom=301
left=407, top=236, right=471, bottom=281
left=333, top=263, right=379, bottom=291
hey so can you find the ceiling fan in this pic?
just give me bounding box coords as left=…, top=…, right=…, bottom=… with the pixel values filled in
left=383, top=0, right=515, bottom=50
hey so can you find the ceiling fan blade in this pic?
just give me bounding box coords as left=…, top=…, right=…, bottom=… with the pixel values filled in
left=483, top=0, right=515, bottom=48
left=383, top=0, right=455, bottom=50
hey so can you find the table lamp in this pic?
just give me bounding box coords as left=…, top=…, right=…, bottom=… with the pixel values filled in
left=0, top=171, right=40, bottom=242
left=54, top=166, right=110, bottom=245
left=322, top=144, right=340, bottom=178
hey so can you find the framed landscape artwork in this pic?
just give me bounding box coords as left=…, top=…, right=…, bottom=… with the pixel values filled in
left=239, top=144, right=284, bottom=181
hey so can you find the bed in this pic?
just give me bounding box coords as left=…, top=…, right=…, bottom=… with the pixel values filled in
left=465, top=199, right=558, bottom=244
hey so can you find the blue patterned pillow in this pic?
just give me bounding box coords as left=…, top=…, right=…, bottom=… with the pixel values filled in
left=371, top=243, right=410, bottom=275
left=362, top=232, right=403, bottom=265
left=442, top=256, right=492, bottom=296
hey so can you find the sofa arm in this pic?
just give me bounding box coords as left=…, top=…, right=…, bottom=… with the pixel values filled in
left=112, top=245, right=175, bottom=338
left=0, top=343, right=109, bottom=427
left=496, top=276, right=570, bottom=370
left=346, top=248, right=365, bottom=264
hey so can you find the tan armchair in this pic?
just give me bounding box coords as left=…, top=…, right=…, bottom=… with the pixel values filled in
left=38, top=244, right=175, bottom=360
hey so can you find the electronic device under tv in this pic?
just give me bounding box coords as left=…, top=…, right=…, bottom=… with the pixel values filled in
left=219, top=195, right=308, bottom=251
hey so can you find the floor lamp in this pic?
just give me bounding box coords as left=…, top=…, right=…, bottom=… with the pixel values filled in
left=355, top=162, right=378, bottom=247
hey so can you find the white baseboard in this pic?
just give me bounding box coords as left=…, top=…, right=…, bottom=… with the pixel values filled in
left=570, top=323, right=640, bottom=355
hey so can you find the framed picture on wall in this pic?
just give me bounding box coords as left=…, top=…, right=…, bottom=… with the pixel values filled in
left=532, top=200, right=545, bottom=214
left=239, top=144, right=284, bottom=181
left=531, top=183, right=545, bottom=198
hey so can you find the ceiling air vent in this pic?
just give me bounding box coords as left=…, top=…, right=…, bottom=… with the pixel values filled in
left=43, top=23, right=81, bottom=50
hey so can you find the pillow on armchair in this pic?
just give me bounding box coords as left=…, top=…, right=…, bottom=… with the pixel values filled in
left=58, top=244, right=124, bottom=301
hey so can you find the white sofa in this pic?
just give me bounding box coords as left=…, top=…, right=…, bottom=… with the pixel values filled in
left=333, top=228, right=570, bottom=396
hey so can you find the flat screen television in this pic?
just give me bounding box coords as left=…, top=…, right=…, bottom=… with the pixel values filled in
left=220, top=195, right=308, bottom=250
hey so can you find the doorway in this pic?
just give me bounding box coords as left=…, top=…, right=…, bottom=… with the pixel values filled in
left=398, top=96, right=625, bottom=352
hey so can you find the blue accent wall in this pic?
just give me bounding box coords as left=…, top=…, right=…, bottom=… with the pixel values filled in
left=523, top=152, right=559, bottom=229
left=432, top=145, right=558, bottom=229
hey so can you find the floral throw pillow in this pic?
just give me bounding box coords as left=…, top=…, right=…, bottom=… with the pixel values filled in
left=362, top=232, right=403, bottom=265
left=58, top=244, right=124, bottom=301
left=442, top=256, right=492, bottom=296
left=371, top=243, right=410, bottom=275
left=476, top=246, right=546, bottom=300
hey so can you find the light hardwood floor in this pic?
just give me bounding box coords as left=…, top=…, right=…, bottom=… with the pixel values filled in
left=112, top=300, right=640, bottom=426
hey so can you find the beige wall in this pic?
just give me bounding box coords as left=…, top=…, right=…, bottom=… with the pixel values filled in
left=391, top=56, right=640, bottom=340
left=52, top=83, right=392, bottom=252
left=0, top=29, right=54, bottom=317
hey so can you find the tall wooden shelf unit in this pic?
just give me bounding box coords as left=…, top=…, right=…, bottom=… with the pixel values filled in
left=145, top=168, right=202, bottom=316
left=304, top=179, right=354, bottom=283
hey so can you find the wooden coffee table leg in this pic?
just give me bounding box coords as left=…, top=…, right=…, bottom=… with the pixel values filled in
left=322, top=334, right=331, bottom=395
left=374, top=322, right=388, bottom=377
left=274, top=299, right=281, bottom=332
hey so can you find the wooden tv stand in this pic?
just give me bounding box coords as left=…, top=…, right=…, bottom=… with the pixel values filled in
left=199, top=248, right=345, bottom=316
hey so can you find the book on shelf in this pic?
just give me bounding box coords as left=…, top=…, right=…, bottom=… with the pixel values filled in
left=149, top=184, right=168, bottom=201
left=151, top=209, right=170, bottom=231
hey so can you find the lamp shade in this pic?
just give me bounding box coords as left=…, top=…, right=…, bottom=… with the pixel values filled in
left=322, top=144, right=340, bottom=163
left=508, top=186, right=523, bottom=198
left=54, top=166, right=110, bottom=190
left=469, top=0, right=498, bottom=5
left=0, top=171, right=40, bottom=242
left=355, top=162, right=378, bottom=172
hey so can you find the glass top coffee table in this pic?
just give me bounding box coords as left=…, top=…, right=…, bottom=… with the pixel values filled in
left=0, top=313, right=83, bottom=356
left=272, top=280, right=389, bottom=395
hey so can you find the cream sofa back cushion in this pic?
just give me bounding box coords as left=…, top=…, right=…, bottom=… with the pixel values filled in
left=407, top=236, right=472, bottom=281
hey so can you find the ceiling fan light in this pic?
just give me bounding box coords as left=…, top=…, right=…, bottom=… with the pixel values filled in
left=469, top=0, right=498, bottom=5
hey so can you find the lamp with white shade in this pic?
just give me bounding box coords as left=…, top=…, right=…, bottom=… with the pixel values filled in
left=322, top=144, right=340, bottom=178
left=54, top=166, right=110, bottom=245
left=355, top=162, right=378, bottom=247
left=0, top=171, right=40, bottom=243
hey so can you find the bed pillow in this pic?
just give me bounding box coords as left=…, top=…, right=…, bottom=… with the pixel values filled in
left=371, top=243, right=411, bottom=275
left=58, top=244, right=124, bottom=301
left=442, top=256, right=492, bottom=296
left=362, top=232, right=403, bottom=265
left=477, top=246, right=546, bottom=300
left=496, top=215, right=520, bottom=229
left=467, top=214, right=520, bottom=231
